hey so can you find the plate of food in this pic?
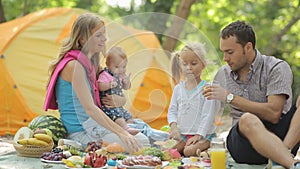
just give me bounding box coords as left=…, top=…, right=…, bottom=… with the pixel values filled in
left=62, top=154, right=108, bottom=168
left=64, top=164, right=108, bottom=169
left=181, top=157, right=210, bottom=167
left=117, top=155, right=169, bottom=169
left=41, top=158, right=64, bottom=164
left=117, top=161, right=169, bottom=169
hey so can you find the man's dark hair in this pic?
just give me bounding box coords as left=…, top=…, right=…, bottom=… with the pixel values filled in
left=220, top=20, right=256, bottom=49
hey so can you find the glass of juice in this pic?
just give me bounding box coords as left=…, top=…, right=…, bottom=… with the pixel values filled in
left=210, top=137, right=226, bottom=169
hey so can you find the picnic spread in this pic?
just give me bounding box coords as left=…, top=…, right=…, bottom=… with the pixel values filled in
left=0, top=144, right=265, bottom=169
left=0, top=123, right=266, bottom=169
left=0, top=143, right=265, bottom=169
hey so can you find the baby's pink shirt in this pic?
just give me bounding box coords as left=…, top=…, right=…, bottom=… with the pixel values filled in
left=97, top=70, right=115, bottom=83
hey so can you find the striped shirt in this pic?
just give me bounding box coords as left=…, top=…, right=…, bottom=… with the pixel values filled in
left=215, top=50, right=293, bottom=124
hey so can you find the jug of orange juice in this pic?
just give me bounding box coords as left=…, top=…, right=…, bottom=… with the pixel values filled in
left=210, top=137, right=226, bottom=169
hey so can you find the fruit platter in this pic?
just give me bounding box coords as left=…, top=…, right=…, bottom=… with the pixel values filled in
left=40, top=138, right=211, bottom=168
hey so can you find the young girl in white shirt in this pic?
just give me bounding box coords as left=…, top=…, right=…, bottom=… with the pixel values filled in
left=168, top=43, right=220, bottom=157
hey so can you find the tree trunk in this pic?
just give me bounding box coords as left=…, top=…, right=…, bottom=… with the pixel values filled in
left=145, top=0, right=174, bottom=43
left=0, top=0, right=6, bottom=23
left=21, top=0, right=29, bottom=16
left=162, top=0, right=196, bottom=55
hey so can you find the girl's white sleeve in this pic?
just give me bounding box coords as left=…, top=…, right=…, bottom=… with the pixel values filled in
left=197, top=99, right=221, bottom=137
left=167, top=85, right=179, bottom=124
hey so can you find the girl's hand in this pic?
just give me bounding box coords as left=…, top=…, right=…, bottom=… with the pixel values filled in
left=101, top=94, right=126, bottom=108
left=169, top=125, right=181, bottom=141
left=185, top=135, right=201, bottom=146
left=119, top=132, right=142, bottom=154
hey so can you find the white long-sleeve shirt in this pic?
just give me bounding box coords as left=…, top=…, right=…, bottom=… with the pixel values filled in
left=167, top=81, right=221, bottom=138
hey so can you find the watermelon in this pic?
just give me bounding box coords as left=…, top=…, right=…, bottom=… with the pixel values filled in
left=28, top=115, right=67, bottom=146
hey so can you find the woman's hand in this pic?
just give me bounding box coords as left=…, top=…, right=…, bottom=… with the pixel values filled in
left=118, top=132, right=142, bottom=154
left=101, top=94, right=126, bottom=108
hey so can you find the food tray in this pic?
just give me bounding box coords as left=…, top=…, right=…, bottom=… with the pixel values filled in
left=117, top=160, right=169, bottom=169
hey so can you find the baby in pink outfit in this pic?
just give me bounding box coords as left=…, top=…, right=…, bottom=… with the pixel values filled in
left=97, top=46, right=139, bottom=135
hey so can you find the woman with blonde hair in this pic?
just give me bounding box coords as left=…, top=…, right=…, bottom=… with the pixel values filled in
left=44, top=13, right=149, bottom=152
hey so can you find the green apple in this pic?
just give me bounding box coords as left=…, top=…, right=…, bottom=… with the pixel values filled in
left=160, top=125, right=170, bottom=132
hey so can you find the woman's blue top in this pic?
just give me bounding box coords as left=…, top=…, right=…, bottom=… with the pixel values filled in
left=55, top=76, right=90, bottom=133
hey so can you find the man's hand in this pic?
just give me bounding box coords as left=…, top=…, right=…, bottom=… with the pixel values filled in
left=203, top=84, right=228, bottom=102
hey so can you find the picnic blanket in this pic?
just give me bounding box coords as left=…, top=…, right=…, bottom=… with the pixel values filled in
left=0, top=142, right=266, bottom=169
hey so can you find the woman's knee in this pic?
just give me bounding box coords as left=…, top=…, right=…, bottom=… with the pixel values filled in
left=239, top=113, right=263, bottom=135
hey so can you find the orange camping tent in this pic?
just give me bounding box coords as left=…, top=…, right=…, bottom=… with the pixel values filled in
left=0, top=7, right=173, bottom=135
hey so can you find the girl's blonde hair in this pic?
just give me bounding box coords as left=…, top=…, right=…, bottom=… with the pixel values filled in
left=106, top=46, right=127, bottom=66
left=171, top=51, right=182, bottom=85
left=46, top=13, right=104, bottom=87
left=171, top=42, right=207, bottom=84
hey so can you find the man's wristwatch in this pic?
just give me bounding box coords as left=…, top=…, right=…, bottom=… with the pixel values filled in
left=226, top=93, right=234, bottom=103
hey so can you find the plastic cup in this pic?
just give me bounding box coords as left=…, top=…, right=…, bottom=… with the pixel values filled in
left=203, top=80, right=219, bottom=91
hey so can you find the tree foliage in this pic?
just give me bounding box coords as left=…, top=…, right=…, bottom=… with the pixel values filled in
left=186, top=0, right=300, bottom=101
left=0, top=0, right=299, bottom=101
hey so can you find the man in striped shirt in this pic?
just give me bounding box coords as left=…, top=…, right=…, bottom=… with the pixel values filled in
left=203, top=20, right=300, bottom=168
